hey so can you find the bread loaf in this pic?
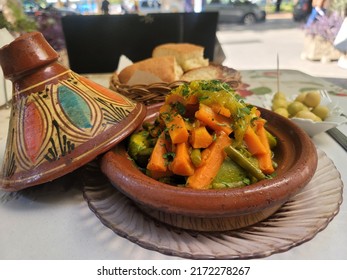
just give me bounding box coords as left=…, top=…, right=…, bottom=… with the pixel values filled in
left=152, top=43, right=209, bottom=72
left=114, top=43, right=241, bottom=88
left=117, top=56, right=183, bottom=84
left=181, top=64, right=242, bottom=83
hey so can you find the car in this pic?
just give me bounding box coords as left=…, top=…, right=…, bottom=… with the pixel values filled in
left=22, top=0, right=42, bottom=16
left=293, top=0, right=312, bottom=22
left=23, top=2, right=80, bottom=17
left=35, top=5, right=80, bottom=17
left=75, top=1, right=98, bottom=14
left=204, top=0, right=266, bottom=25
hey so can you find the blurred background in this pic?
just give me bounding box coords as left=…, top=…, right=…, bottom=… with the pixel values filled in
left=1, top=0, right=346, bottom=82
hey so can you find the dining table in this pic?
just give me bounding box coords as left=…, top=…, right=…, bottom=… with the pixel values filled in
left=0, top=69, right=346, bottom=260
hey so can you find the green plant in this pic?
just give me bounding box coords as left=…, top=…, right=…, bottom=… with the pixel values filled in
left=331, top=0, right=347, bottom=16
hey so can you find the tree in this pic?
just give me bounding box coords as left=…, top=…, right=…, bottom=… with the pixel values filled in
left=331, top=0, right=347, bottom=16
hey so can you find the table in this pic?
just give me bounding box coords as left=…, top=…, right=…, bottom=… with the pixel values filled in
left=0, top=70, right=346, bottom=260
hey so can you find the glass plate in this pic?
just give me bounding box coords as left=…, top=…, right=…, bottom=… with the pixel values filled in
left=82, top=149, right=343, bottom=259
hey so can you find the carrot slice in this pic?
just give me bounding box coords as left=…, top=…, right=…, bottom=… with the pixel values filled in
left=186, top=132, right=232, bottom=189
left=170, top=142, right=195, bottom=176
left=166, top=114, right=189, bottom=144
left=210, top=103, right=231, bottom=118
left=189, top=126, right=213, bottom=149
left=160, top=105, right=189, bottom=144
left=195, top=103, right=233, bottom=135
left=255, top=120, right=275, bottom=174
left=165, top=93, right=198, bottom=106
left=243, top=125, right=267, bottom=156
left=147, top=131, right=169, bottom=172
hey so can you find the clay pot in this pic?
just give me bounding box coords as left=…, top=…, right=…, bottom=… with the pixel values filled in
left=0, top=32, right=146, bottom=191
left=100, top=103, right=318, bottom=231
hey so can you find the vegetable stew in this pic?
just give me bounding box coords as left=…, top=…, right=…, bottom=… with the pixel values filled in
left=127, top=80, right=277, bottom=189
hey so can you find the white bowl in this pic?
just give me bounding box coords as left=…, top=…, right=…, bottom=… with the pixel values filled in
left=261, top=91, right=347, bottom=137
left=291, top=115, right=347, bottom=137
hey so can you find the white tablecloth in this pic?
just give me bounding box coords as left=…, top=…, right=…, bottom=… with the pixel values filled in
left=0, top=70, right=346, bottom=260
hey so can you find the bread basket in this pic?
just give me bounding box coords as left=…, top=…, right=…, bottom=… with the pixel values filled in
left=109, top=65, right=243, bottom=105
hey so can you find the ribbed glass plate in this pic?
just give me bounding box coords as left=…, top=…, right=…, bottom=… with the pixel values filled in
left=82, top=149, right=343, bottom=259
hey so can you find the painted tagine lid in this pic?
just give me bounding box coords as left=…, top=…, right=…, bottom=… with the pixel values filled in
left=0, top=32, right=147, bottom=191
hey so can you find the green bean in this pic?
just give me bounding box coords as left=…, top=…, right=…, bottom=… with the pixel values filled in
left=224, top=145, right=266, bottom=181
left=190, top=149, right=202, bottom=167
left=265, top=130, right=277, bottom=149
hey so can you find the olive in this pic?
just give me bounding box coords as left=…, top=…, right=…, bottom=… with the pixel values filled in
left=295, top=92, right=307, bottom=103
left=303, top=91, right=321, bottom=108
left=272, top=98, right=287, bottom=110
left=273, top=91, right=287, bottom=100
left=295, top=110, right=322, bottom=122
left=312, top=105, right=329, bottom=120
left=287, top=101, right=306, bottom=116
left=274, top=107, right=289, bottom=118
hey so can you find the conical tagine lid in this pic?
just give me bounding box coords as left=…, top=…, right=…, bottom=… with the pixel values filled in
left=0, top=32, right=146, bottom=191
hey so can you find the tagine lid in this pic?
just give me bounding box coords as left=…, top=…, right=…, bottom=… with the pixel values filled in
left=0, top=32, right=147, bottom=191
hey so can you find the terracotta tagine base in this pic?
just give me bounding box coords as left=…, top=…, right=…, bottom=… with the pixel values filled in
left=100, top=103, right=318, bottom=232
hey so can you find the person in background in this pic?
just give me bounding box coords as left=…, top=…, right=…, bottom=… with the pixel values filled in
left=275, top=0, right=282, bottom=12
left=101, top=0, right=110, bottom=15
left=134, top=0, right=139, bottom=13
left=305, top=0, right=330, bottom=27
left=185, top=0, right=194, bottom=12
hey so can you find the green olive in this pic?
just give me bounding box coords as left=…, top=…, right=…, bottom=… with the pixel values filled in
left=274, top=107, right=289, bottom=118
left=272, top=91, right=287, bottom=101
left=303, top=91, right=321, bottom=108
left=312, top=105, right=329, bottom=120
left=272, top=98, right=287, bottom=110
left=287, top=101, right=306, bottom=116
left=295, top=92, right=307, bottom=103
left=295, top=110, right=322, bottom=122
